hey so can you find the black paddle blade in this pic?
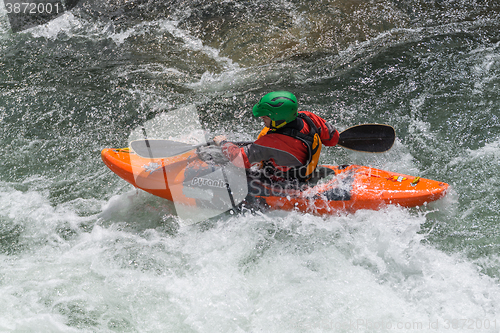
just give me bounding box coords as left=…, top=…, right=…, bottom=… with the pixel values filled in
left=130, top=139, right=204, bottom=158
left=338, top=124, right=395, bottom=153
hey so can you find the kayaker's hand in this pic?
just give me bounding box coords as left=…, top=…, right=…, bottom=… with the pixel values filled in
left=213, top=135, right=227, bottom=146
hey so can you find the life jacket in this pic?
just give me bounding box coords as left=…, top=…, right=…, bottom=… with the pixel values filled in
left=257, top=113, right=322, bottom=181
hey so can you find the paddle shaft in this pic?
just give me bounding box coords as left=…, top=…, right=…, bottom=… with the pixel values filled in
left=130, top=124, right=395, bottom=158
left=229, top=124, right=395, bottom=153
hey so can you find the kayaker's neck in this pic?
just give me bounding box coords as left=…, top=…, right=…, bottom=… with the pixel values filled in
left=268, top=117, right=303, bottom=131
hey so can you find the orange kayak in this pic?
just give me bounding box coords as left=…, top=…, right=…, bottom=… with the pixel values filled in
left=101, top=147, right=449, bottom=215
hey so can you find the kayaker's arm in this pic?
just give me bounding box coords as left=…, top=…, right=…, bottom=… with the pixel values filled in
left=213, top=135, right=252, bottom=168
left=220, top=141, right=252, bottom=168
left=213, top=135, right=228, bottom=146
left=298, top=111, right=339, bottom=146
left=216, top=137, right=305, bottom=170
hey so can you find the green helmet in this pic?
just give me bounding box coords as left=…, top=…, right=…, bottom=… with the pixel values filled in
left=252, top=91, right=298, bottom=128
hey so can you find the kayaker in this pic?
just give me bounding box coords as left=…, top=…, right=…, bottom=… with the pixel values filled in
left=213, top=91, right=339, bottom=182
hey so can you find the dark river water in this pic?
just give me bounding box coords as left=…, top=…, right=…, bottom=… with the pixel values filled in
left=1, top=0, right=500, bottom=331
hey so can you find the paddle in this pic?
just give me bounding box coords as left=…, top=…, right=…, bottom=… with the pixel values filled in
left=130, top=124, right=395, bottom=158
left=131, top=139, right=210, bottom=159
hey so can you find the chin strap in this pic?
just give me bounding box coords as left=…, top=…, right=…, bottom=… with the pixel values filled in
left=271, top=119, right=287, bottom=129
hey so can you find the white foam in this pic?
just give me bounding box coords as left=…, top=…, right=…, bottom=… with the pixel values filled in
left=0, top=182, right=89, bottom=246
left=27, top=11, right=83, bottom=39
left=456, top=139, right=500, bottom=162
left=2, top=179, right=499, bottom=332
left=0, top=0, right=10, bottom=36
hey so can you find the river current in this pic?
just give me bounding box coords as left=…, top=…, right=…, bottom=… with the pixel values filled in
left=1, top=0, right=500, bottom=332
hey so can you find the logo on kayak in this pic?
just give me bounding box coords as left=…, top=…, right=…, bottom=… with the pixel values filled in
left=142, top=162, right=161, bottom=174
left=191, top=177, right=227, bottom=189
left=388, top=175, right=407, bottom=182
